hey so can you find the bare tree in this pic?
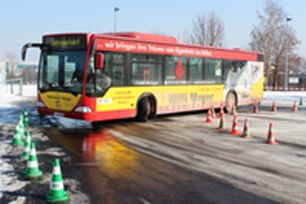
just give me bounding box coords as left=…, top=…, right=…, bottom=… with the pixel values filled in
left=178, top=29, right=192, bottom=44
left=5, top=52, right=20, bottom=79
left=301, top=57, right=306, bottom=72
left=190, top=12, right=224, bottom=47
left=249, top=0, right=300, bottom=87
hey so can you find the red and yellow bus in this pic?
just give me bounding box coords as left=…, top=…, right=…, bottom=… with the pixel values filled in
left=22, top=32, right=264, bottom=122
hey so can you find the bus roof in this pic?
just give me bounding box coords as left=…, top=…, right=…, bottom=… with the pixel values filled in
left=93, top=32, right=262, bottom=55
left=103, top=32, right=177, bottom=44
left=43, top=32, right=263, bottom=59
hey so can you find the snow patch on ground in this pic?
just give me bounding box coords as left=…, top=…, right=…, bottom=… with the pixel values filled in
left=0, top=85, right=36, bottom=102
left=0, top=89, right=90, bottom=203
left=43, top=147, right=67, bottom=157
left=264, top=91, right=306, bottom=102
left=0, top=84, right=37, bottom=97
left=0, top=139, right=27, bottom=203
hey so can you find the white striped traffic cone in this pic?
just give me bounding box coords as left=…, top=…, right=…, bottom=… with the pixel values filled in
left=230, top=115, right=240, bottom=136
left=217, top=113, right=226, bottom=131
left=23, top=111, right=30, bottom=127
left=241, top=118, right=251, bottom=138
left=25, top=143, right=42, bottom=179
left=46, top=158, right=69, bottom=203
left=206, top=109, right=213, bottom=123
left=21, top=131, right=31, bottom=160
left=19, top=120, right=25, bottom=140
left=11, top=121, right=24, bottom=145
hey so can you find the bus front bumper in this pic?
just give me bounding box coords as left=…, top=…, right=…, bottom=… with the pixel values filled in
left=37, top=107, right=95, bottom=121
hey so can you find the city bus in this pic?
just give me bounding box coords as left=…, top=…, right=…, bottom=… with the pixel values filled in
left=22, top=32, right=264, bottom=122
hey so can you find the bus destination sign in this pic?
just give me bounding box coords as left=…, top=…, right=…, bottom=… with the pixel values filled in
left=43, top=35, right=86, bottom=50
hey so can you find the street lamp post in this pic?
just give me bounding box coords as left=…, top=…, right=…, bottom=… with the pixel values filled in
left=285, top=17, right=292, bottom=90
left=114, top=7, right=120, bottom=32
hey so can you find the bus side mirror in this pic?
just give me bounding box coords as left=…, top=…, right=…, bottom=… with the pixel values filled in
left=21, top=43, right=44, bottom=61
left=95, top=53, right=104, bottom=70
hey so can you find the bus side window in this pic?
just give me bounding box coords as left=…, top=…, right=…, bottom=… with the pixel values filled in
left=205, top=59, right=222, bottom=83
left=165, top=56, right=187, bottom=84
left=112, top=66, right=124, bottom=86
left=189, top=58, right=203, bottom=83
left=131, top=54, right=162, bottom=85
left=112, top=54, right=125, bottom=86
left=103, top=53, right=112, bottom=77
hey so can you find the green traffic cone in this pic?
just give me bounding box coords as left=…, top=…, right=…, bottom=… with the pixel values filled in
left=23, top=130, right=31, bottom=142
left=25, top=143, right=42, bottom=179
left=21, top=131, right=31, bottom=160
left=18, top=120, right=25, bottom=140
left=19, top=112, right=24, bottom=122
left=23, top=111, right=30, bottom=127
left=299, top=97, right=303, bottom=106
left=46, top=159, right=69, bottom=203
left=11, top=122, right=23, bottom=145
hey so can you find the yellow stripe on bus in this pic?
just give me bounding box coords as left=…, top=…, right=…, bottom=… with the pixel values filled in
left=40, top=91, right=81, bottom=112
left=96, top=85, right=224, bottom=112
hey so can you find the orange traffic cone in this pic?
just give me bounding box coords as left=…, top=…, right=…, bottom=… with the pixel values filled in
left=219, top=103, right=225, bottom=117
left=206, top=109, right=213, bottom=123
left=217, top=113, right=226, bottom=131
left=231, top=106, right=238, bottom=120
left=272, top=101, right=277, bottom=112
left=232, top=106, right=236, bottom=115
left=230, top=115, right=240, bottom=136
left=265, top=122, right=277, bottom=144
left=292, top=101, right=298, bottom=112
left=211, top=105, right=216, bottom=118
left=241, top=118, right=251, bottom=138
left=253, top=103, right=259, bottom=113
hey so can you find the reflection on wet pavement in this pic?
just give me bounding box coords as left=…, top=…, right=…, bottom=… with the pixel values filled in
left=44, top=125, right=279, bottom=204
left=82, top=131, right=140, bottom=179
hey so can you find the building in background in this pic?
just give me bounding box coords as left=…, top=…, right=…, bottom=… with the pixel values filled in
left=17, top=61, right=38, bottom=84
left=265, top=71, right=306, bottom=90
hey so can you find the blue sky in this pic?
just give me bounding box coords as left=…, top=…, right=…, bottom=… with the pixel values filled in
left=0, top=0, right=305, bottom=61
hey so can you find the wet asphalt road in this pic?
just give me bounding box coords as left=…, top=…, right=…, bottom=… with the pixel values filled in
left=43, top=114, right=281, bottom=204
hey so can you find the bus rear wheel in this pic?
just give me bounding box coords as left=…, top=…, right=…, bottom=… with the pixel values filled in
left=136, top=98, right=151, bottom=122
left=225, top=92, right=237, bottom=114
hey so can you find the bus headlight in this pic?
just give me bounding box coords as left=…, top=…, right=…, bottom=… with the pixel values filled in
left=75, top=106, right=92, bottom=113
left=36, top=101, right=45, bottom=107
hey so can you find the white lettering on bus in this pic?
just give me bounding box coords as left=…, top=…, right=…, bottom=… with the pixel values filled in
left=148, top=44, right=165, bottom=52
left=168, top=93, right=188, bottom=105
left=104, top=42, right=115, bottom=48
left=100, top=40, right=213, bottom=57
left=190, top=93, right=214, bottom=104
left=115, top=41, right=136, bottom=51
left=136, top=43, right=148, bottom=51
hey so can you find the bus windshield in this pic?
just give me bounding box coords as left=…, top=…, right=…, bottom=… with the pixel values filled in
left=39, top=51, right=86, bottom=94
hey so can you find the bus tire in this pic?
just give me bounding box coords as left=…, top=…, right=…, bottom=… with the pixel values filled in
left=225, top=91, right=237, bottom=114
left=136, top=97, right=151, bottom=122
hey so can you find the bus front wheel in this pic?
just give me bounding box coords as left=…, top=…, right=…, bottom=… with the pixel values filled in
left=136, top=98, right=150, bottom=122
left=225, top=92, right=237, bottom=114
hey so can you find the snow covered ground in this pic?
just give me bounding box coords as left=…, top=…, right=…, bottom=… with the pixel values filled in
left=0, top=85, right=90, bottom=204
left=264, top=91, right=306, bottom=102
left=0, top=85, right=90, bottom=128
left=1, top=86, right=306, bottom=203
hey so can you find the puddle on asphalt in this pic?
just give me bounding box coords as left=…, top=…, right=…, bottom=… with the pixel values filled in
left=44, top=126, right=141, bottom=179
left=81, top=130, right=140, bottom=178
